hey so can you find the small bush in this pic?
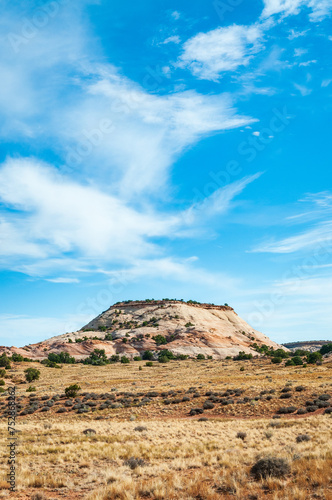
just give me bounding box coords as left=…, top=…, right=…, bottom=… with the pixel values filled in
left=142, top=351, right=154, bottom=360
left=139, top=366, right=143, bottom=371
left=65, top=384, right=81, bottom=398
left=110, top=355, right=120, bottom=363
left=0, top=369, right=6, bottom=377
left=197, top=354, right=205, bottom=360
left=158, top=356, right=170, bottom=363
left=24, top=368, right=40, bottom=383
left=121, top=356, right=130, bottom=364
left=133, top=356, right=142, bottom=361
left=251, top=457, right=290, bottom=480
left=145, top=361, right=153, bottom=367
left=26, top=386, right=36, bottom=392
left=134, top=426, right=147, bottom=432
left=295, top=385, right=305, bottom=392
left=271, top=357, right=282, bottom=364
left=124, top=457, right=146, bottom=470
left=236, top=432, right=247, bottom=440
left=0, top=379, right=5, bottom=386
left=296, top=434, right=311, bottom=443
left=277, top=406, right=297, bottom=414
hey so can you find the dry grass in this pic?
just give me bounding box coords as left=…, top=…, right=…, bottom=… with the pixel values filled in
left=0, top=358, right=331, bottom=498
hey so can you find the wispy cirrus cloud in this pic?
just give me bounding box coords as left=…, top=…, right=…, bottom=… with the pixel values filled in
left=261, top=0, right=332, bottom=21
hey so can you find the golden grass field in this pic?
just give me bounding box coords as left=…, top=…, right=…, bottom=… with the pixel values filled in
left=0, top=358, right=332, bottom=499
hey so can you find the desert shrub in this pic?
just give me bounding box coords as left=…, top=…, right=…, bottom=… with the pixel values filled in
left=236, top=432, right=247, bottom=440
left=240, top=366, right=245, bottom=371
left=324, top=408, right=332, bottom=414
left=280, top=393, right=292, bottom=399
left=185, top=322, right=194, bottom=327
left=139, top=366, right=143, bottom=371
left=124, top=457, right=146, bottom=470
left=307, top=352, right=323, bottom=364
left=285, top=359, right=295, bottom=366
left=0, top=369, right=6, bottom=377
left=265, top=431, right=273, bottom=439
left=25, top=368, right=40, bottom=383
left=134, top=426, right=147, bottom=432
left=189, top=408, right=204, bottom=416
left=198, top=417, right=208, bottom=422
left=176, top=354, right=188, bottom=360
left=65, top=384, right=81, bottom=398
left=295, top=385, right=305, bottom=392
left=251, top=457, right=290, bottom=480
left=197, top=354, right=205, bottom=360
left=133, top=356, right=142, bottom=361
left=84, top=349, right=109, bottom=365
left=121, top=356, right=130, bottom=364
left=277, top=406, right=297, bottom=414
left=0, top=353, right=11, bottom=369
left=153, top=335, right=167, bottom=345
left=320, top=343, right=332, bottom=355
left=292, top=356, right=303, bottom=365
left=48, top=352, right=75, bottom=364
left=207, top=355, right=213, bottom=359
left=203, top=401, right=214, bottom=410
left=234, top=351, right=253, bottom=361
left=145, top=361, right=153, bottom=367
left=297, top=408, right=307, bottom=415
left=271, top=357, right=282, bottom=364
left=0, top=379, right=5, bottom=386
left=306, top=405, right=318, bottom=412
left=26, top=386, right=36, bottom=392
left=158, top=349, right=175, bottom=360
left=142, top=351, right=154, bottom=360
left=318, top=394, right=331, bottom=401
left=110, top=355, right=120, bottom=363
left=158, top=356, right=169, bottom=363
left=11, top=353, right=24, bottom=362
left=83, top=428, right=96, bottom=435
left=296, top=434, right=311, bottom=443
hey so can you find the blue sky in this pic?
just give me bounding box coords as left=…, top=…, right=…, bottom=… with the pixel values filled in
left=0, top=0, right=332, bottom=346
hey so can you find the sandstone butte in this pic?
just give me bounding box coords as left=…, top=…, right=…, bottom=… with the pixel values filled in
left=0, top=300, right=287, bottom=360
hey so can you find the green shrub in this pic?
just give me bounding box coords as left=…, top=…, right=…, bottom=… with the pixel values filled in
left=158, top=350, right=175, bottom=360
left=26, top=386, right=36, bottom=392
left=104, top=333, right=113, bottom=341
left=292, top=356, right=303, bottom=365
left=197, top=354, right=205, bottom=360
left=121, top=356, right=130, bottom=364
left=271, top=357, right=282, bottom=364
left=24, top=368, right=40, bottom=383
left=142, top=351, right=154, bottom=360
left=139, top=366, right=143, bottom=371
left=158, top=356, right=170, bottom=363
left=153, top=335, right=167, bottom=345
left=320, top=343, right=332, bottom=355
left=234, top=351, right=253, bottom=361
left=0, top=369, right=6, bottom=377
left=0, top=353, right=11, bottom=369
left=240, top=366, right=245, bottom=371
left=185, top=322, right=194, bottom=327
left=133, top=356, right=142, bottom=361
left=0, top=379, right=5, bottom=386
left=65, top=384, right=81, bottom=398
left=84, top=349, right=109, bottom=366
left=11, top=353, right=24, bottom=362
left=285, top=359, right=295, bottom=366
left=307, top=352, right=323, bottom=364
left=145, top=361, right=153, bottom=367
left=48, top=352, right=75, bottom=364
left=110, top=355, right=120, bottom=363
left=176, top=354, right=188, bottom=360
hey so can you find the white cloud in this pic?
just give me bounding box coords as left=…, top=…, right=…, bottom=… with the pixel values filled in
left=0, top=158, right=261, bottom=277
left=171, top=11, right=181, bottom=20
left=294, top=48, right=308, bottom=57
left=161, top=35, right=181, bottom=45
left=252, top=221, right=332, bottom=253
left=46, top=278, right=80, bottom=283
left=178, top=24, right=263, bottom=81
left=261, top=0, right=332, bottom=21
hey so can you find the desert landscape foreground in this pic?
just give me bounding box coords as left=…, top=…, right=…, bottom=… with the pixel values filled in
left=0, top=355, right=332, bottom=499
